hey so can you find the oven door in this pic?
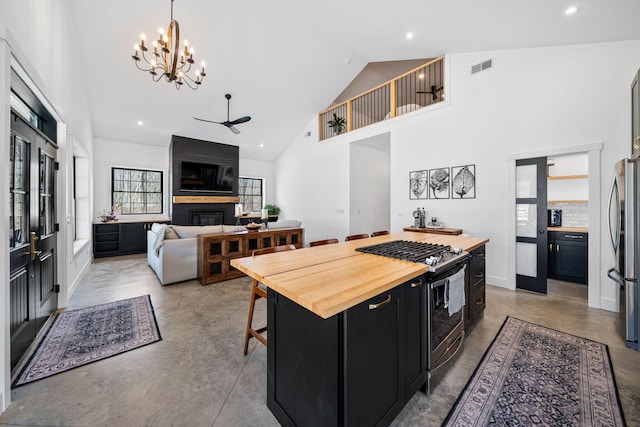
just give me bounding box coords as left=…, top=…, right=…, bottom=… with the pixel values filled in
left=427, top=262, right=466, bottom=370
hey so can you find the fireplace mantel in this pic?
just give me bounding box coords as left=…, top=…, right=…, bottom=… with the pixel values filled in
left=173, top=196, right=240, bottom=204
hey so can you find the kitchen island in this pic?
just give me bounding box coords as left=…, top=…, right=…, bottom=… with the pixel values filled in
left=231, top=231, right=488, bottom=427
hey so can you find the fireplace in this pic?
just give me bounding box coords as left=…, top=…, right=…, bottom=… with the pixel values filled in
left=190, top=210, right=224, bottom=225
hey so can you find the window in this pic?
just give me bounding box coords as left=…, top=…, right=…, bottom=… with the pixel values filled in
left=238, top=177, right=263, bottom=212
left=10, top=91, right=40, bottom=129
left=112, top=167, right=163, bottom=214
left=9, top=132, right=29, bottom=248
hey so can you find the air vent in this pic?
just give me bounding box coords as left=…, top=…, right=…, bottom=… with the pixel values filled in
left=471, top=59, right=493, bottom=74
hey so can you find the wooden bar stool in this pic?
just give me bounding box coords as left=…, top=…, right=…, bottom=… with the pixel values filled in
left=370, top=230, right=389, bottom=237
left=309, top=238, right=339, bottom=247
left=345, top=233, right=369, bottom=241
left=244, top=244, right=296, bottom=355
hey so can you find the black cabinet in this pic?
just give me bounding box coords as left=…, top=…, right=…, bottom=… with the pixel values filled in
left=548, top=231, right=588, bottom=284
left=93, top=222, right=157, bottom=258
left=464, top=245, right=486, bottom=330
left=267, top=276, right=426, bottom=427
left=632, top=69, right=639, bottom=158
left=345, top=286, right=404, bottom=427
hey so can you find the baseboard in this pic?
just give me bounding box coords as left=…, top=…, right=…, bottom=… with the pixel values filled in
left=600, top=297, right=618, bottom=313
left=67, top=255, right=93, bottom=300
left=486, top=275, right=512, bottom=290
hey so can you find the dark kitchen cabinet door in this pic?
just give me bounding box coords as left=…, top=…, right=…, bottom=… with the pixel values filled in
left=120, top=222, right=148, bottom=253
left=465, top=245, right=486, bottom=330
left=548, top=232, right=587, bottom=284
left=345, top=286, right=405, bottom=427
left=267, top=291, right=341, bottom=427
left=403, top=275, right=426, bottom=400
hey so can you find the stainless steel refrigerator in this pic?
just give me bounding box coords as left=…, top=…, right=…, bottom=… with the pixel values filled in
left=608, top=157, right=640, bottom=350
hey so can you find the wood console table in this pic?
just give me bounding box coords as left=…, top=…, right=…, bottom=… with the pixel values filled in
left=402, top=227, right=462, bottom=236
left=197, top=228, right=303, bottom=284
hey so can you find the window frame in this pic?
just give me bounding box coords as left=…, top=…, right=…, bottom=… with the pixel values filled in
left=111, top=167, right=164, bottom=215
left=238, top=176, right=264, bottom=213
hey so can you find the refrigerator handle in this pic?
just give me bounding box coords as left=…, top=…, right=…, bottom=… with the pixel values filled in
left=607, top=175, right=621, bottom=253
left=607, top=268, right=624, bottom=286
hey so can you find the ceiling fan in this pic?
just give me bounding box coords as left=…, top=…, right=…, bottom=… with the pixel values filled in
left=194, top=94, right=251, bottom=134
left=417, top=85, right=444, bottom=101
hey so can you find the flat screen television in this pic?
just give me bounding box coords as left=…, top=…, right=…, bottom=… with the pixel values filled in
left=180, top=161, right=234, bottom=192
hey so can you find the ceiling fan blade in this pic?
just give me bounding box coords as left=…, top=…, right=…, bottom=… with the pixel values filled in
left=229, top=116, right=251, bottom=125
left=228, top=125, right=241, bottom=134
left=193, top=117, right=223, bottom=124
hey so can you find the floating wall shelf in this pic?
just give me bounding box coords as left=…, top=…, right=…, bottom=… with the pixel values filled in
left=547, top=174, right=588, bottom=180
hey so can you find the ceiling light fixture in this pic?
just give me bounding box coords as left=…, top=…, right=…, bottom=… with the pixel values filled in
left=406, top=32, right=414, bottom=40
left=137, top=121, right=144, bottom=126
left=131, top=0, right=206, bottom=90
left=565, top=5, right=578, bottom=15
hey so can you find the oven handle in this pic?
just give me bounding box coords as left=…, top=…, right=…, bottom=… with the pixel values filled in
left=430, top=277, right=450, bottom=290
left=368, top=295, right=392, bottom=310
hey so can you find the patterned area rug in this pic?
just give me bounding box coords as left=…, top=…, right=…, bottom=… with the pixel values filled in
left=13, top=295, right=162, bottom=387
left=443, top=317, right=626, bottom=427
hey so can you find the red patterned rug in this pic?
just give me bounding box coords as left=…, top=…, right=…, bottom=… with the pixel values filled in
left=13, top=295, right=162, bottom=387
left=443, top=317, right=626, bottom=426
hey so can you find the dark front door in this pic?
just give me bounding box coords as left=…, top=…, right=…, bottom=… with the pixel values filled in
left=515, top=157, right=548, bottom=294
left=9, top=111, right=59, bottom=372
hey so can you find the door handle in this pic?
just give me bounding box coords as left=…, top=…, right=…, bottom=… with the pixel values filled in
left=556, top=244, right=559, bottom=252
left=369, top=295, right=392, bottom=310
left=564, top=235, right=583, bottom=239
left=410, top=280, right=423, bottom=288
left=22, top=231, right=42, bottom=261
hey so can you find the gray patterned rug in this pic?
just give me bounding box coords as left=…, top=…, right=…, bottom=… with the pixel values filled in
left=443, top=317, right=626, bottom=427
left=13, top=295, right=161, bottom=387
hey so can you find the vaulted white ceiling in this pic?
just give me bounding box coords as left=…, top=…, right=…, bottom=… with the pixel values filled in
left=69, top=0, right=640, bottom=161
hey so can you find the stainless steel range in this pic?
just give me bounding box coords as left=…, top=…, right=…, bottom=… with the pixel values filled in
left=357, top=240, right=469, bottom=393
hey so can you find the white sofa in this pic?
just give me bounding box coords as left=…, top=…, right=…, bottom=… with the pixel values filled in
left=147, top=220, right=302, bottom=285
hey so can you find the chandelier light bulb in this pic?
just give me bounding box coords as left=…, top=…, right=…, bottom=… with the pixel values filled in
left=201, top=61, right=205, bottom=68
left=140, top=33, right=146, bottom=40
left=184, top=40, right=189, bottom=47
left=134, top=44, right=140, bottom=51
left=159, top=28, right=164, bottom=35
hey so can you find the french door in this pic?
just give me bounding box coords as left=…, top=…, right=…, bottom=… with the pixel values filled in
left=9, top=111, right=58, bottom=372
left=515, top=157, right=548, bottom=294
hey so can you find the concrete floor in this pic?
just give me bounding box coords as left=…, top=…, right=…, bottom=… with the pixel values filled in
left=1, top=255, right=639, bottom=426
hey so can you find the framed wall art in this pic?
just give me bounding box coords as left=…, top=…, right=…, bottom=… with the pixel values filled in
left=428, top=167, right=450, bottom=199
left=451, top=164, right=476, bottom=199
left=409, top=170, right=428, bottom=199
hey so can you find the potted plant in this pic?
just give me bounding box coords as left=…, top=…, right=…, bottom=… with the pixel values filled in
left=263, top=204, right=280, bottom=221
left=328, top=113, right=346, bottom=134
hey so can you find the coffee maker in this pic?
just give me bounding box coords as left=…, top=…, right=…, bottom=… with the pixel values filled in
left=413, top=207, right=426, bottom=228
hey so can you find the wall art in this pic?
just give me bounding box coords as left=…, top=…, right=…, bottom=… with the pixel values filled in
left=409, top=170, right=428, bottom=199
left=428, top=167, right=450, bottom=199
left=451, top=164, right=476, bottom=198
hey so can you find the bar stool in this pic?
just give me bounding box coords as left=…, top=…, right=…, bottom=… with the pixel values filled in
left=309, top=238, right=339, bottom=247
left=345, top=233, right=369, bottom=241
left=370, top=230, right=389, bottom=237
left=244, top=244, right=296, bottom=355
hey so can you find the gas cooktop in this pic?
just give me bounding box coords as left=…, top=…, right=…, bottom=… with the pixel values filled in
left=356, top=240, right=469, bottom=273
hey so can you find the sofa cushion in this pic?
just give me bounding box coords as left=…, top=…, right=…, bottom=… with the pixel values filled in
left=151, top=222, right=166, bottom=233
left=172, top=225, right=224, bottom=238
left=165, top=227, right=179, bottom=240
left=268, top=219, right=302, bottom=229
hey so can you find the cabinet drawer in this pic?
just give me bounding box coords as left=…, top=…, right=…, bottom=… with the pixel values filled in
left=470, top=258, right=485, bottom=282
left=549, top=231, right=587, bottom=243
left=469, top=246, right=485, bottom=260
left=95, top=223, right=119, bottom=233
left=471, top=283, right=485, bottom=313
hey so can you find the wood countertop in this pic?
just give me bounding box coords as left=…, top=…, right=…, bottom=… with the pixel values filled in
left=231, top=231, right=489, bottom=319
left=547, top=227, right=588, bottom=233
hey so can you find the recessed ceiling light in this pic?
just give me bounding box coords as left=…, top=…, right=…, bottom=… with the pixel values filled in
left=137, top=121, right=144, bottom=126
left=565, top=5, right=578, bottom=15
left=406, top=32, right=414, bottom=40
left=259, top=143, right=264, bottom=148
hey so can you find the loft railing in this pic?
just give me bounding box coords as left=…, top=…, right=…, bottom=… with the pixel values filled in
left=319, top=57, right=444, bottom=141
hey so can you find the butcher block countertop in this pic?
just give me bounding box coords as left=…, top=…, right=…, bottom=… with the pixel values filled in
left=231, top=231, right=489, bottom=319
left=547, top=227, right=588, bottom=233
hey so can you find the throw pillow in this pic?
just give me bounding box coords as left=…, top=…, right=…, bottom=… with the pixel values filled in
left=165, top=227, right=179, bottom=240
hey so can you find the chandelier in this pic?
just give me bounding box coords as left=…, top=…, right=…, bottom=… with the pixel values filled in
left=131, top=0, right=205, bottom=90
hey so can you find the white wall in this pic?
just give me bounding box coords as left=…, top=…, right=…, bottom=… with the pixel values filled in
left=0, top=0, right=95, bottom=413
left=276, top=40, right=640, bottom=311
